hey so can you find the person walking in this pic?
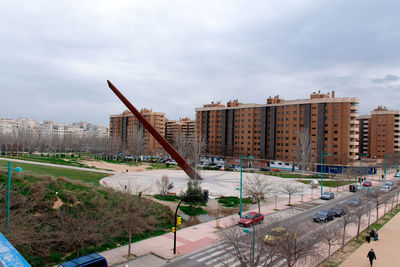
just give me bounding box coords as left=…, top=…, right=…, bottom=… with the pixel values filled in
left=367, top=248, right=376, bottom=266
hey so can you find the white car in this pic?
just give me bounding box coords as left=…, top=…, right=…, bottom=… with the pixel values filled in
left=380, top=185, right=391, bottom=192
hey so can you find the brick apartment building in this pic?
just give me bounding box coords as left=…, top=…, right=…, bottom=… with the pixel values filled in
left=195, top=91, right=359, bottom=164
left=165, top=118, right=196, bottom=145
left=109, top=109, right=165, bottom=153
left=363, top=107, right=400, bottom=160
left=359, top=115, right=371, bottom=157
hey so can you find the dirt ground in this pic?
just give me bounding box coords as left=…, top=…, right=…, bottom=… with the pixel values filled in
left=81, top=160, right=150, bottom=173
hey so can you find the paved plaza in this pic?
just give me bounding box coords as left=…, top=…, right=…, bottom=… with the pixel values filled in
left=100, top=169, right=317, bottom=198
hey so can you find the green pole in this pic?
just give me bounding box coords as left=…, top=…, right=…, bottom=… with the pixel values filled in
left=360, top=154, right=362, bottom=182
left=240, top=153, right=243, bottom=218
left=320, top=152, right=324, bottom=195
left=252, top=225, right=255, bottom=267
left=6, top=162, right=11, bottom=237
left=384, top=155, right=391, bottom=181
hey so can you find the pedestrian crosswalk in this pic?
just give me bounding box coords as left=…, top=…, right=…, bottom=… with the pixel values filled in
left=187, top=242, right=286, bottom=267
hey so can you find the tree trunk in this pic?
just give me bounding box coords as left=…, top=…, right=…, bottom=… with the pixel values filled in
left=328, top=244, right=331, bottom=266
left=357, top=216, right=361, bottom=240
left=258, top=201, right=261, bottom=214
left=341, top=224, right=346, bottom=252
left=376, top=204, right=379, bottom=223
left=128, top=231, right=132, bottom=257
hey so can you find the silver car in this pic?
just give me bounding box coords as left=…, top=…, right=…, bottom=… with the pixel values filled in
left=380, top=185, right=391, bottom=192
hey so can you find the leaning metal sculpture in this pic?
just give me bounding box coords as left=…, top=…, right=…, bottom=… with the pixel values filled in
left=107, top=80, right=202, bottom=180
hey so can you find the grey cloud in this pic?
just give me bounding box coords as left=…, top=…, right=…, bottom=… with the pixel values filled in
left=371, top=75, right=400, bottom=84
left=1, top=0, right=400, bottom=125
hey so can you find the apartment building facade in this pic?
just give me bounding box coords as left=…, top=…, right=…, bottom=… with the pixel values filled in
left=195, top=91, right=359, bottom=164
left=367, top=107, right=400, bottom=159
left=359, top=115, right=371, bottom=157
left=165, top=118, right=196, bottom=145
left=109, top=109, right=165, bottom=153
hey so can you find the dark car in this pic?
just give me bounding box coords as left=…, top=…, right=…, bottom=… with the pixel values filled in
left=313, top=210, right=334, bottom=223
left=321, top=192, right=335, bottom=200
left=260, top=167, right=270, bottom=171
left=59, top=253, right=108, bottom=267
left=238, top=212, right=264, bottom=227
left=348, top=196, right=362, bottom=206
left=330, top=205, right=348, bottom=217
left=362, top=181, right=372, bottom=187
left=349, top=184, right=362, bottom=192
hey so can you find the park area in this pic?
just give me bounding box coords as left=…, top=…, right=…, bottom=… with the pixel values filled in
left=0, top=155, right=357, bottom=266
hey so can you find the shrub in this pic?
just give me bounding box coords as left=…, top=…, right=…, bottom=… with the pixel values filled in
left=154, top=194, right=181, bottom=202
left=217, top=196, right=252, bottom=207
left=179, top=205, right=207, bottom=216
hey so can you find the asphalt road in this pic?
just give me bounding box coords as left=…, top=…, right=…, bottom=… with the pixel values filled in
left=161, top=187, right=397, bottom=267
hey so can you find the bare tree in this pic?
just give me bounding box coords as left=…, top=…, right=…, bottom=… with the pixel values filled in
left=127, top=125, right=145, bottom=161
left=368, top=190, right=383, bottom=224
left=53, top=210, right=102, bottom=257
left=340, top=210, right=355, bottom=251
left=281, top=183, right=301, bottom=205
left=296, top=129, right=312, bottom=173
left=156, top=175, right=174, bottom=195
left=173, top=133, right=189, bottom=159
left=353, top=204, right=365, bottom=240
left=272, top=221, right=320, bottom=267
left=219, top=223, right=279, bottom=267
left=244, top=174, right=273, bottom=213
left=381, top=193, right=391, bottom=215
left=188, top=133, right=206, bottom=167
left=316, top=224, right=341, bottom=266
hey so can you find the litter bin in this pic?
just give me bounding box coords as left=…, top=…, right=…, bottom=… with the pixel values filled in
left=349, top=185, right=356, bottom=192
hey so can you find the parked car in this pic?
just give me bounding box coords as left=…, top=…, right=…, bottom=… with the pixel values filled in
left=313, top=210, right=334, bottom=223
left=264, top=227, right=292, bottom=245
left=330, top=205, right=348, bottom=217
left=260, top=167, right=270, bottom=171
left=348, top=196, right=362, bottom=206
left=349, top=184, right=361, bottom=193
left=380, top=185, right=391, bottom=193
left=362, top=180, right=372, bottom=187
left=383, top=181, right=394, bottom=189
left=59, top=253, right=108, bottom=267
left=321, top=192, right=335, bottom=200
left=238, top=212, right=264, bottom=227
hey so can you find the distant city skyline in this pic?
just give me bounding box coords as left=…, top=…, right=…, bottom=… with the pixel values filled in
left=1, top=1, right=400, bottom=126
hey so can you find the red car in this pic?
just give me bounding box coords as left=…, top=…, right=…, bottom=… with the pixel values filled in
left=362, top=181, right=372, bottom=187
left=238, top=212, right=264, bottom=227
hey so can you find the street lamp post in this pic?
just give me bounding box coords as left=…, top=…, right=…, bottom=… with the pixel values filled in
left=6, top=162, right=22, bottom=237
left=384, top=154, right=392, bottom=181
left=243, top=225, right=255, bottom=267
left=240, top=154, right=254, bottom=218
left=320, top=151, right=332, bottom=195
left=360, top=153, right=368, bottom=185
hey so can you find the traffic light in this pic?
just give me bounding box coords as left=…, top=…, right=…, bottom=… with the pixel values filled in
left=172, top=227, right=176, bottom=233
left=177, top=216, right=182, bottom=225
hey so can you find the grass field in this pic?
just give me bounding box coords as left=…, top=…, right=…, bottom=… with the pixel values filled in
left=0, top=160, right=108, bottom=185
left=0, top=155, right=92, bottom=168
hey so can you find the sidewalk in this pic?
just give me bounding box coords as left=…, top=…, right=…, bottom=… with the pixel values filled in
left=100, top=188, right=332, bottom=266
left=339, top=172, right=400, bottom=267
left=340, top=211, right=400, bottom=267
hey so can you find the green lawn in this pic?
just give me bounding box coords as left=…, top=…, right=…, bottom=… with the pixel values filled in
left=0, top=161, right=109, bottom=185
left=0, top=155, right=92, bottom=168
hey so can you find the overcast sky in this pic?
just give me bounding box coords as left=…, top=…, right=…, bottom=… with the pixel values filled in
left=1, top=0, right=400, bottom=126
